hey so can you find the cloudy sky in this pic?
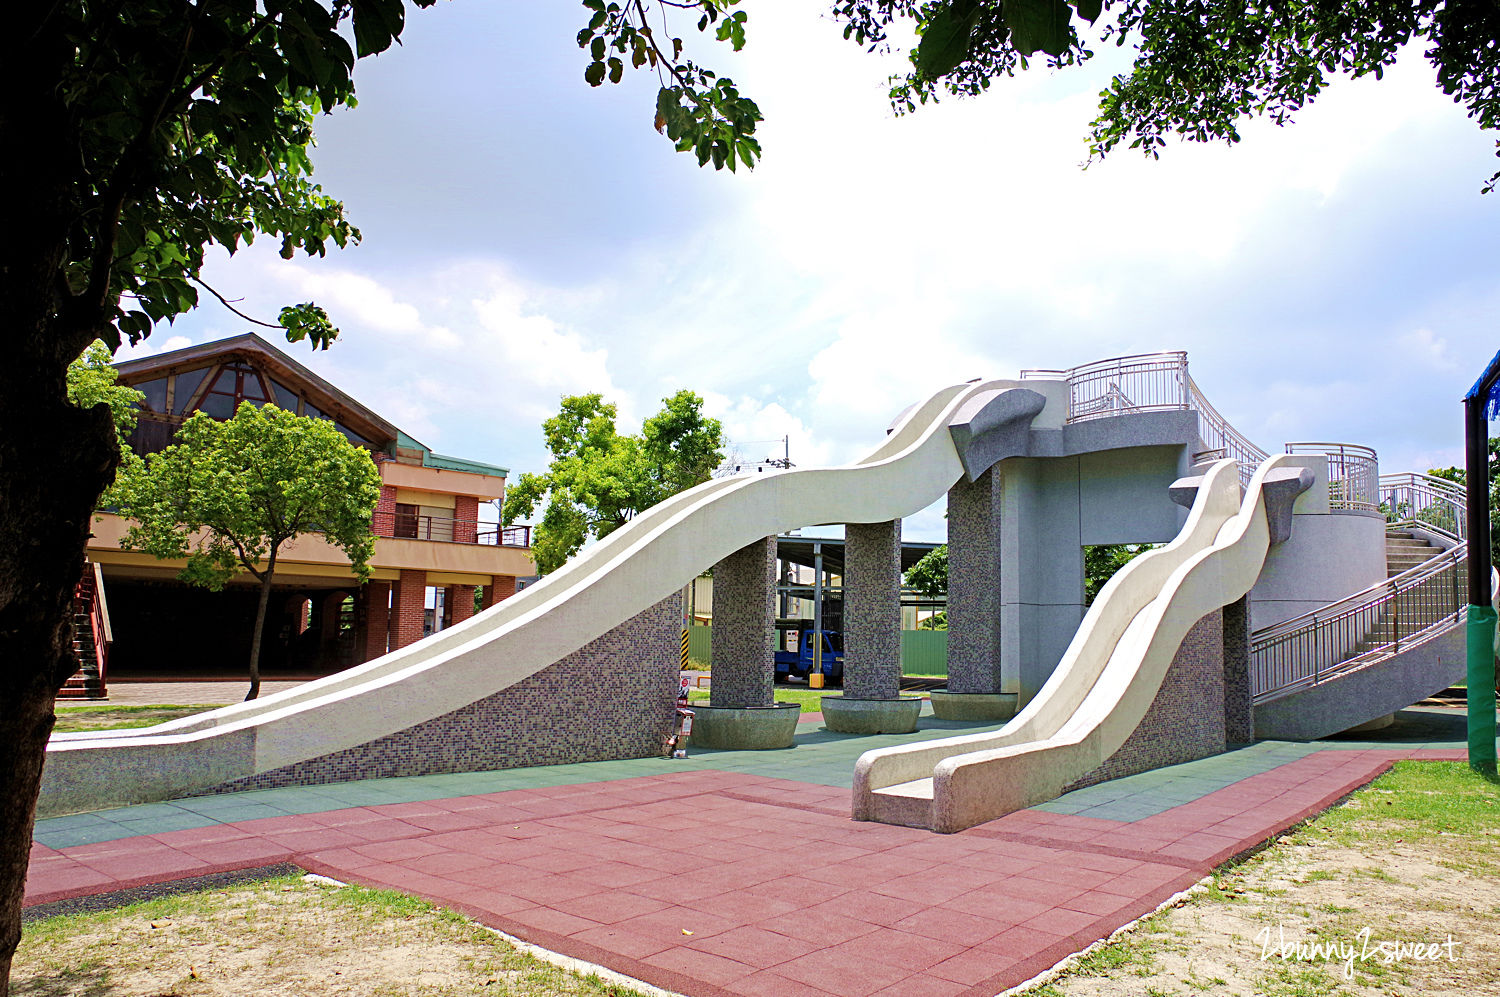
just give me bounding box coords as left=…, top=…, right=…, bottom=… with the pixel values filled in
left=135, top=4, right=1500, bottom=541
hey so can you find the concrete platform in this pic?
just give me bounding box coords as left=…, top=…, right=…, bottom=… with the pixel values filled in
left=25, top=706, right=1478, bottom=997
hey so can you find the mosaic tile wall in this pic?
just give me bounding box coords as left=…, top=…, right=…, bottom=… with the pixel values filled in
left=843, top=520, right=903, bottom=700
left=205, top=595, right=683, bottom=794
left=947, top=469, right=1003, bottom=694
left=1064, top=607, right=1226, bottom=791
left=1221, top=596, right=1254, bottom=744
left=709, top=536, right=777, bottom=708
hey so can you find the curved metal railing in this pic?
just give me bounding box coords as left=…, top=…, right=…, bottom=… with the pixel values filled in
left=1020, top=352, right=1269, bottom=484
left=1285, top=442, right=1381, bottom=513
left=1250, top=473, right=1468, bottom=704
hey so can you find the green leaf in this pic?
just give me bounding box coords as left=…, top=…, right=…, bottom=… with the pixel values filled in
left=1005, top=0, right=1072, bottom=57
left=585, top=60, right=607, bottom=86
left=915, top=0, right=982, bottom=80
left=1074, top=0, right=1103, bottom=24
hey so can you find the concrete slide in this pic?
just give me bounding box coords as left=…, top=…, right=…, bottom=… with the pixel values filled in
left=853, top=455, right=1307, bottom=834
left=44, top=378, right=1064, bottom=815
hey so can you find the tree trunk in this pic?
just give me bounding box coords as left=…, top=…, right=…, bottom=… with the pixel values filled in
left=0, top=365, right=119, bottom=995
left=245, top=549, right=278, bottom=702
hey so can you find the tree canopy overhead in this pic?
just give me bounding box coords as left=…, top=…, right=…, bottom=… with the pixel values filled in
left=597, top=0, right=1500, bottom=189
left=503, top=390, right=726, bottom=574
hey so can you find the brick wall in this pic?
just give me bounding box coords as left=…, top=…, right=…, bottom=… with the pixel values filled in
left=373, top=482, right=397, bottom=538
left=360, top=582, right=391, bottom=661
left=453, top=494, right=478, bottom=543
left=449, top=585, right=476, bottom=625
left=205, top=594, right=683, bottom=792
left=392, top=569, right=427, bottom=650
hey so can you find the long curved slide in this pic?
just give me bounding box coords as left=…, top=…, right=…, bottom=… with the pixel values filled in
left=853, top=455, right=1306, bottom=834
left=44, top=378, right=1046, bottom=816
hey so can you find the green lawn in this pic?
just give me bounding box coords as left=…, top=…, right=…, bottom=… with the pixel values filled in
left=52, top=704, right=215, bottom=733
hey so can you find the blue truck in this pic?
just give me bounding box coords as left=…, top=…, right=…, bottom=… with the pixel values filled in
left=774, top=630, right=844, bottom=684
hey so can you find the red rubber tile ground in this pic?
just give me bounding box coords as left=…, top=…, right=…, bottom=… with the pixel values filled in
left=25, top=748, right=1465, bottom=997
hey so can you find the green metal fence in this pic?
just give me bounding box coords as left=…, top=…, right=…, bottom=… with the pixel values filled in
left=683, top=625, right=947, bottom=676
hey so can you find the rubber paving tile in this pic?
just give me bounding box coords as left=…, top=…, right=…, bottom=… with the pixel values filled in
left=26, top=742, right=1468, bottom=997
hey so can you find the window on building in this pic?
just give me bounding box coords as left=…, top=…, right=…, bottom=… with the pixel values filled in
left=197, top=363, right=270, bottom=419
left=170, top=368, right=212, bottom=413
left=269, top=379, right=300, bottom=413
left=394, top=503, right=419, bottom=539
left=135, top=378, right=167, bottom=412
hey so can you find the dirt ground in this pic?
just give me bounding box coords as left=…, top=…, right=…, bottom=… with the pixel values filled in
left=1023, top=772, right=1500, bottom=997
left=15, top=876, right=653, bottom=997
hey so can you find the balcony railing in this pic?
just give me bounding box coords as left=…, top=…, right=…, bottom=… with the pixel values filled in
left=372, top=511, right=531, bottom=548
left=1021, top=352, right=1269, bottom=484
left=1285, top=442, right=1380, bottom=513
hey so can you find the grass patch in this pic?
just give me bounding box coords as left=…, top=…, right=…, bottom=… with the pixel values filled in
left=17, top=873, right=652, bottom=996
left=687, top=687, right=834, bottom=713
left=52, top=705, right=216, bottom=733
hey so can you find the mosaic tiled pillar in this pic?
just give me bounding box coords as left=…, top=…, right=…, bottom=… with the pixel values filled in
left=1221, top=596, right=1254, bottom=744
left=709, top=536, right=777, bottom=708
left=844, top=520, right=903, bottom=700
left=946, top=469, right=1003, bottom=694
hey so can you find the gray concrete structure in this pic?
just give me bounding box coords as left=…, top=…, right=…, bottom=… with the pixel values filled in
left=1246, top=455, right=1388, bottom=638
left=841, top=520, right=904, bottom=700
left=1254, top=625, right=1466, bottom=740
left=998, top=412, right=1199, bottom=706
left=708, top=537, right=778, bottom=708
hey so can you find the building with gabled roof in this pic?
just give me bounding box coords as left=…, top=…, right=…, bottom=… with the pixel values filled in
left=74, top=333, right=534, bottom=692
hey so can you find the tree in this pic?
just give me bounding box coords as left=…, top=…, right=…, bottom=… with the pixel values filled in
left=1428, top=438, right=1499, bottom=562
left=2, top=4, right=438, bottom=987
left=503, top=391, right=725, bottom=574
left=66, top=342, right=147, bottom=500
left=901, top=540, right=1154, bottom=609
left=596, top=1, right=1500, bottom=190
left=113, top=402, right=381, bottom=701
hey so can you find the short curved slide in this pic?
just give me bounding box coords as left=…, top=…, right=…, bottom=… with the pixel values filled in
left=43, top=378, right=1049, bottom=817
left=853, top=456, right=1309, bottom=834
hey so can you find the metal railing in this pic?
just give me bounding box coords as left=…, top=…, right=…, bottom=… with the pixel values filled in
left=1285, top=442, right=1380, bottom=513
left=1250, top=473, right=1468, bottom=704
left=1021, top=352, right=1269, bottom=484
left=372, top=511, right=531, bottom=548
left=1379, top=471, right=1466, bottom=538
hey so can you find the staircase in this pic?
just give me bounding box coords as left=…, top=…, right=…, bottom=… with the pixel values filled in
left=1250, top=474, right=1468, bottom=739
left=1385, top=531, right=1443, bottom=577
left=60, top=563, right=109, bottom=700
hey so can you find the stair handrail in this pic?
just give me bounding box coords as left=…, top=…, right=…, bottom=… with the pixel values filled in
left=90, top=560, right=112, bottom=694
left=1250, top=472, right=1468, bottom=704
left=1378, top=471, right=1466, bottom=539
left=1020, top=352, right=1269, bottom=485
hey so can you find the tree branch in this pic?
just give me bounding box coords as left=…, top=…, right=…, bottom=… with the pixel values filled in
left=189, top=275, right=285, bottom=329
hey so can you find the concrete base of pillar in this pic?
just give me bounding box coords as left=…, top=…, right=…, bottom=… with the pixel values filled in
left=929, top=691, right=1018, bottom=722
left=820, top=697, right=923, bottom=734
left=689, top=704, right=800, bottom=750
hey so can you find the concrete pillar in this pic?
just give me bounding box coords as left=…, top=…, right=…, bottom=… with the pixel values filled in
left=843, top=520, right=903, bottom=700
left=709, top=536, right=777, bottom=708
left=946, top=469, right=1003, bottom=695
left=392, top=569, right=427, bottom=650
left=449, top=584, right=476, bottom=625
left=1221, top=596, right=1254, bottom=744
left=360, top=581, right=391, bottom=662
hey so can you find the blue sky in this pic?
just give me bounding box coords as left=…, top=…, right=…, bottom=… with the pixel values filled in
left=138, top=4, right=1500, bottom=541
